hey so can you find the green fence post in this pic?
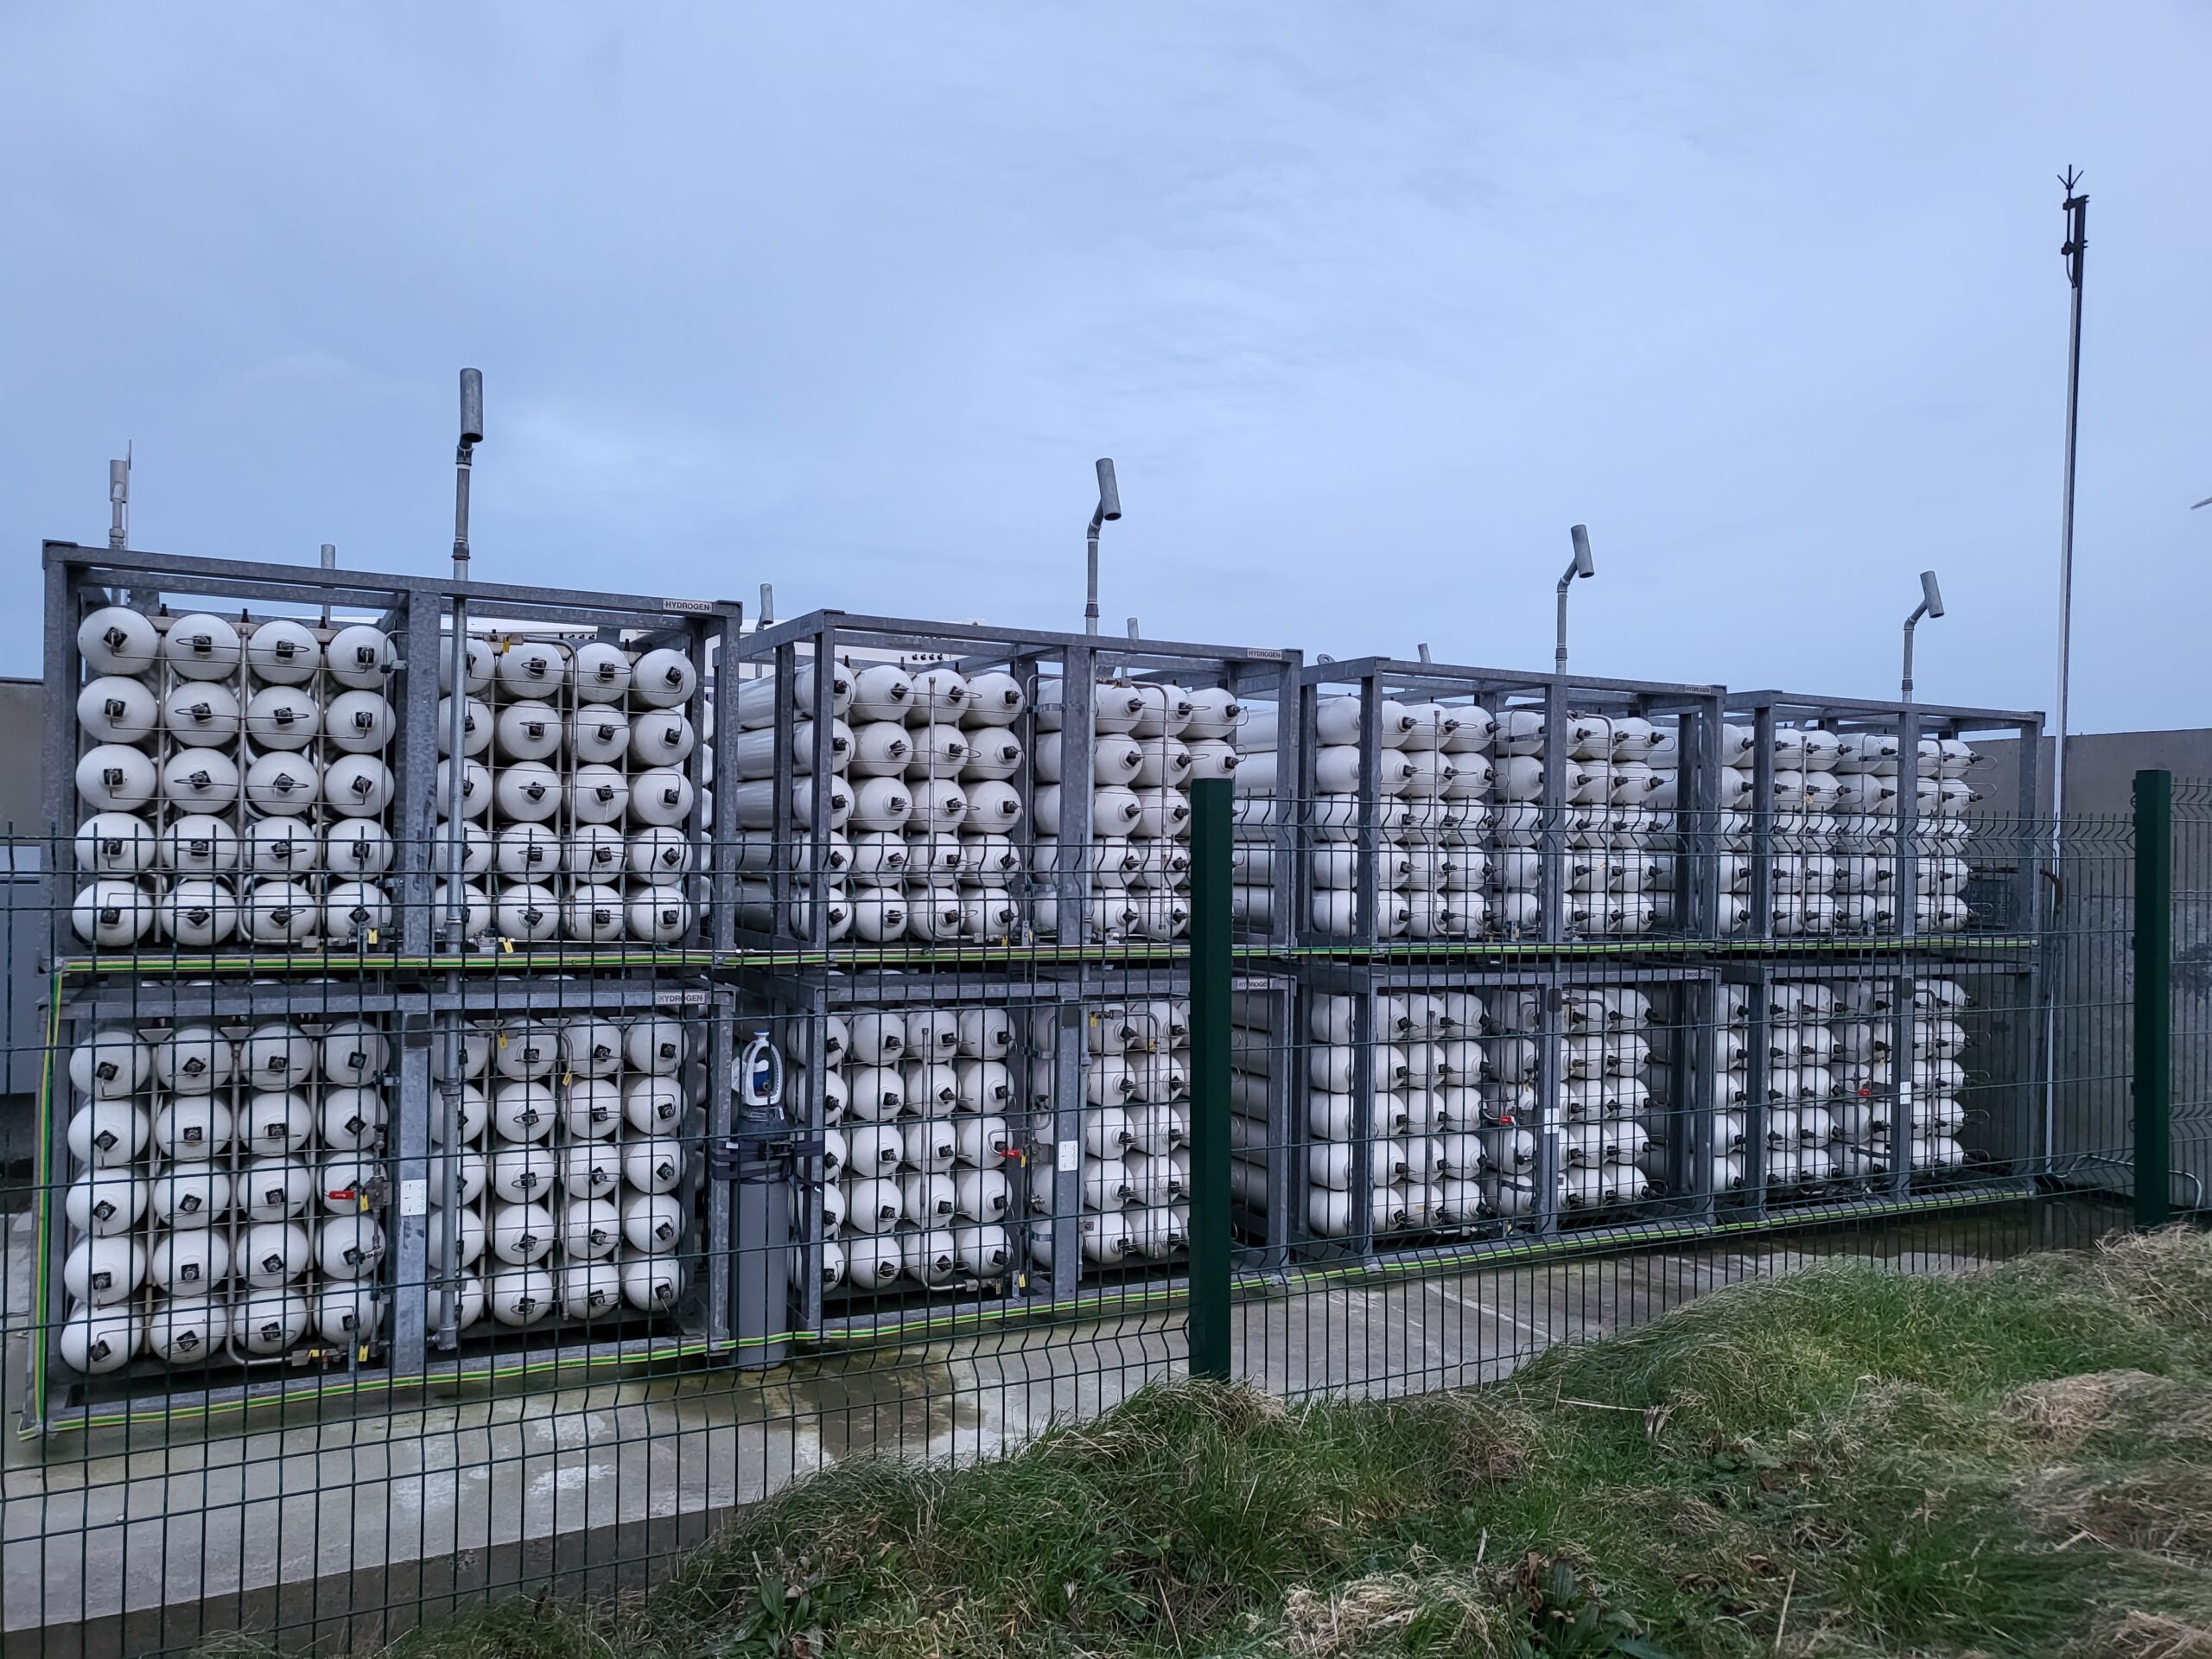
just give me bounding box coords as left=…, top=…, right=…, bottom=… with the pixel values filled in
left=2134, top=768, right=2172, bottom=1229
left=1187, top=776, right=1233, bottom=1381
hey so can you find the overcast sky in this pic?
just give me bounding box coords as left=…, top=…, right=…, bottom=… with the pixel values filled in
left=3, top=5, right=2205, bottom=729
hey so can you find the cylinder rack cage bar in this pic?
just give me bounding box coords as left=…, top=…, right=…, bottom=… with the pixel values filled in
left=728, top=608, right=1302, bottom=959
left=731, top=963, right=1295, bottom=1345
left=32, top=539, right=746, bottom=1433
left=1291, top=657, right=1727, bottom=950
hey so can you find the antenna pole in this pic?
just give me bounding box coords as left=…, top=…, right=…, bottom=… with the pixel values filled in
left=2044, top=170, right=2088, bottom=1191
left=2052, top=169, right=2087, bottom=841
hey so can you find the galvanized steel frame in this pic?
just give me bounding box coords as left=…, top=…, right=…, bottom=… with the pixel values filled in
left=32, top=541, right=749, bottom=1433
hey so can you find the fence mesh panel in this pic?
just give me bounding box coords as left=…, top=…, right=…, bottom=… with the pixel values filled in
left=0, top=788, right=2191, bottom=1655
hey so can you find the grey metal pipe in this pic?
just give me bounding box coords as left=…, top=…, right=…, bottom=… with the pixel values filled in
left=1085, top=521, right=1100, bottom=634
left=1555, top=524, right=1593, bottom=674
left=1901, top=569, right=1943, bottom=703
left=107, top=451, right=129, bottom=551
left=1085, top=457, right=1120, bottom=635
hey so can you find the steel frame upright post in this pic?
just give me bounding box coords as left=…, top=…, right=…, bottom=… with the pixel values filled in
left=806, top=633, right=835, bottom=954
left=1740, top=965, right=1770, bottom=1220
left=1749, top=703, right=1777, bottom=944
left=1534, top=973, right=1565, bottom=1236
left=707, top=618, right=741, bottom=956
left=1057, top=643, right=1096, bottom=949
left=389, top=1009, right=434, bottom=1380
left=396, top=592, right=440, bottom=956
left=1050, top=1001, right=1085, bottom=1298
left=767, top=640, right=797, bottom=947
left=1540, top=679, right=1568, bottom=944
left=1294, top=674, right=1320, bottom=948
left=1354, top=673, right=1381, bottom=947
left=1257, top=972, right=1294, bottom=1267
left=704, top=985, right=739, bottom=1355
left=1897, top=704, right=1923, bottom=950
left=1267, top=658, right=1300, bottom=950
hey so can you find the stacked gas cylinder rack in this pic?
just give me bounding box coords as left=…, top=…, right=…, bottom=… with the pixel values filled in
left=1226, top=970, right=1707, bottom=1261
left=1228, top=985, right=1502, bottom=1244
left=34, top=541, right=744, bottom=1430
left=56, top=1014, right=395, bottom=1378
left=422, top=1007, right=707, bottom=1338
left=753, top=969, right=1219, bottom=1334
left=727, top=643, right=2038, bottom=1299
left=67, top=602, right=402, bottom=953
left=1032, top=677, right=1243, bottom=944
left=1491, top=705, right=1688, bottom=941
left=781, top=994, right=1027, bottom=1306
left=719, top=615, right=1297, bottom=1330
left=1020, top=995, right=1195, bottom=1274
left=1723, top=716, right=1987, bottom=941
left=39, top=548, right=2048, bottom=1392
left=725, top=654, right=1033, bottom=945
left=1611, top=968, right=1980, bottom=1233
left=724, top=612, right=1287, bottom=950
left=1197, top=653, right=2044, bottom=1276
left=432, top=629, right=709, bottom=950
left=1230, top=660, right=1716, bottom=950
left=1230, top=692, right=1495, bottom=941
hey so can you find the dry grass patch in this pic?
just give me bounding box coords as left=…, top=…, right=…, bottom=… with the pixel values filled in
left=1280, top=1570, right=1510, bottom=1659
